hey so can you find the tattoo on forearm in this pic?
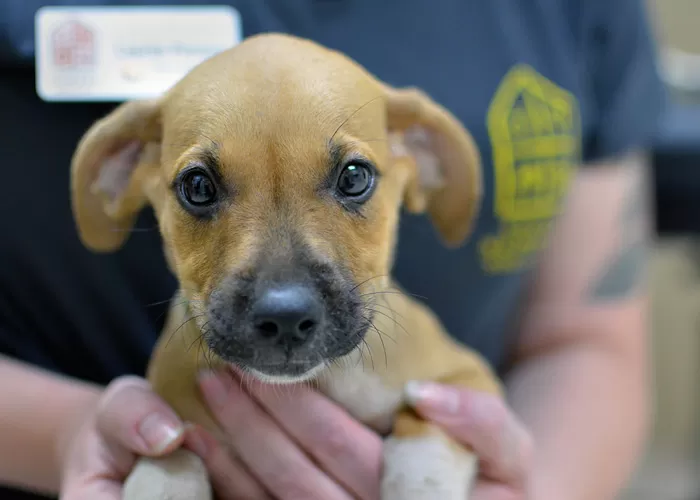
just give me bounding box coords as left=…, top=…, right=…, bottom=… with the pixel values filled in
left=588, top=165, right=648, bottom=301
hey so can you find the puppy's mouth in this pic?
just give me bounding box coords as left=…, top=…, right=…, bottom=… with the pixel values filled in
left=202, top=259, right=371, bottom=383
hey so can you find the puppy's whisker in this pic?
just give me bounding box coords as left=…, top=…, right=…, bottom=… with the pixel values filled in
left=354, top=342, right=366, bottom=371
left=365, top=301, right=407, bottom=321
left=360, top=290, right=428, bottom=301
left=146, top=299, right=205, bottom=317
left=198, top=323, right=215, bottom=372
left=346, top=352, right=360, bottom=377
left=342, top=353, right=360, bottom=380
left=145, top=297, right=180, bottom=308
left=150, top=296, right=205, bottom=306
left=365, top=308, right=409, bottom=339
left=195, top=335, right=204, bottom=370
left=343, top=326, right=370, bottom=371
left=146, top=293, right=203, bottom=325
left=152, top=307, right=173, bottom=327
left=350, top=274, right=389, bottom=294
left=344, top=356, right=362, bottom=378
left=197, top=334, right=207, bottom=371
left=361, top=337, right=375, bottom=372
left=186, top=328, right=205, bottom=353
left=328, top=94, right=384, bottom=144
left=366, top=317, right=389, bottom=369
left=165, top=313, right=207, bottom=349
left=363, top=316, right=398, bottom=349
left=193, top=331, right=202, bottom=353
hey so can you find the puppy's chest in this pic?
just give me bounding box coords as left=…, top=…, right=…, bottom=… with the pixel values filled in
left=318, top=368, right=404, bottom=434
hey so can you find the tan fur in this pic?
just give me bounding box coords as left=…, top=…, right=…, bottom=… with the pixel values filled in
left=70, top=33, right=501, bottom=499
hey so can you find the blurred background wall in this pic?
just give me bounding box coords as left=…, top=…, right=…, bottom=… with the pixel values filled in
left=650, top=0, right=700, bottom=53
left=620, top=2, right=700, bottom=498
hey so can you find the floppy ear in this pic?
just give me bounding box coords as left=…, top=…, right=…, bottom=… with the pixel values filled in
left=71, top=99, right=163, bottom=253
left=383, top=85, right=482, bottom=247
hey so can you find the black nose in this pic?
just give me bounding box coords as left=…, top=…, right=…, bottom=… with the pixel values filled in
left=251, top=284, right=322, bottom=348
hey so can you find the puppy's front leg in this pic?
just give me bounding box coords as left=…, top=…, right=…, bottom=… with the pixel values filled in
left=123, top=450, right=211, bottom=500
left=381, top=352, right=503, bottom=500
left=121, top=300, right=216, bottom=500
left=382, top=409, right=477, bottom=500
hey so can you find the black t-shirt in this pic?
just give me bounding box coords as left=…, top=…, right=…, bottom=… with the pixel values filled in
left=0, top=1, right=665, bottom=498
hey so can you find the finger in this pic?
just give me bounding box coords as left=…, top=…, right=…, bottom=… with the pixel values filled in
left=60, top=429, right=124, bottom=500
left=96, top=376, right=185, bottom=457
left=60, top=479, right=122, bottom=500
left=405, top=382, right=533, bottom=485
left=245, top=376, right=382, bottom=500
left=471, top=479, right=523, bottom=500
left=199, top=370, right=354, bottom=500
left=184, top=424, right=271, bottom=500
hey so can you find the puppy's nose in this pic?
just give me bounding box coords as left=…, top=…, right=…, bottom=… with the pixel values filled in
left=252, top=284, right=322, bottom=348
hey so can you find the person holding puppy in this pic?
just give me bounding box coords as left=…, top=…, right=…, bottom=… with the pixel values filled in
left=0, top=1, right=665, bottom=499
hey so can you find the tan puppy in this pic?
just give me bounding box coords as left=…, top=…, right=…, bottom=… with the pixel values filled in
left=70, top=33, right=502, bottom=499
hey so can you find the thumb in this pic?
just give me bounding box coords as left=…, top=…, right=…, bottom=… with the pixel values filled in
left=96, top=376, right=185, bottom=457
left=404, top=381, right=533, bottom=486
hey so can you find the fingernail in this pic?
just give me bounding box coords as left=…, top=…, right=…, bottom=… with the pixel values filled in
left=404, top=381, right=460, bottom=414
left=138, top=412, right=183, bottom=454
left=198, top=370, right=229, bottom=409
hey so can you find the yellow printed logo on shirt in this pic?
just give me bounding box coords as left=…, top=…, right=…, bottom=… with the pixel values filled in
left=478, top=65, right=581, bottom=274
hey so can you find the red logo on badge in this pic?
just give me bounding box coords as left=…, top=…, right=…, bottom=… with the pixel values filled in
left=51, top=20, right=95, bottom=67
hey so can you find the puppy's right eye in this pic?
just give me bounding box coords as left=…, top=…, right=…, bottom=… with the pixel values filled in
left=175, top=167, right=219, bottom=216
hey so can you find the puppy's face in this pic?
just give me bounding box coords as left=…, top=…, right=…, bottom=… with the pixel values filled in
left=71, top=34, right=481, bottom=383
left=161, top=62, right=406, bottom=381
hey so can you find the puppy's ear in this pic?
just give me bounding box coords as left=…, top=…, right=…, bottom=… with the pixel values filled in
left=383, top=85, right=482, bottom=247
left=71, top=99, right=163, bottom=252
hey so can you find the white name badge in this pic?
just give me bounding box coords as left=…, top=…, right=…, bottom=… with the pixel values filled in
left=35, top=5, right=242, bottom=102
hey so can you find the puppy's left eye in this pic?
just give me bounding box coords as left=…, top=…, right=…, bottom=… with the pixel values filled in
left=336, top=162, right=375, bottom=201
left=175, top=167, right=219, bottom=216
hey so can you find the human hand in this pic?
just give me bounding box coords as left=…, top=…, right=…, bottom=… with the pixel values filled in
left=55, top=373, right=529, bottom=500
left=406, top=381, right=534, bottom=500
left=192, top=369, right=383, bottom=499
left=194, top=370, right=532, bottom=500
left=59, top=376, right=186, bottom=500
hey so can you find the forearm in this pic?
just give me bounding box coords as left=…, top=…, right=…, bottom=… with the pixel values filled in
left=0, top=355, right=101, bottom=495
left=505, top=153, right=652, bottom=499
left=505, top=324, right=649, bottom=500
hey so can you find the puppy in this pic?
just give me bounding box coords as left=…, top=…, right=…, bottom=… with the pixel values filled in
left=70, top=33, right=502, bottom=500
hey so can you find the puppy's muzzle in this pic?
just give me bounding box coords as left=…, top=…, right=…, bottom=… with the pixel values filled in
left=205, top=257, right=368, bottom=382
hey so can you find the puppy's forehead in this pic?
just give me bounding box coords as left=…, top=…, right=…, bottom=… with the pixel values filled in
left=161, top=34, right=387, bottom=163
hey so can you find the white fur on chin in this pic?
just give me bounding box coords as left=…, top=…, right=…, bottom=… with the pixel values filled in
left=245, top=363, right=326, bottom=385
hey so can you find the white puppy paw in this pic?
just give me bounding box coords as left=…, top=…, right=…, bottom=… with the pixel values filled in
left=122, top=448, right=211, bottom=500
left=381, top=433, right=478, bottom=500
